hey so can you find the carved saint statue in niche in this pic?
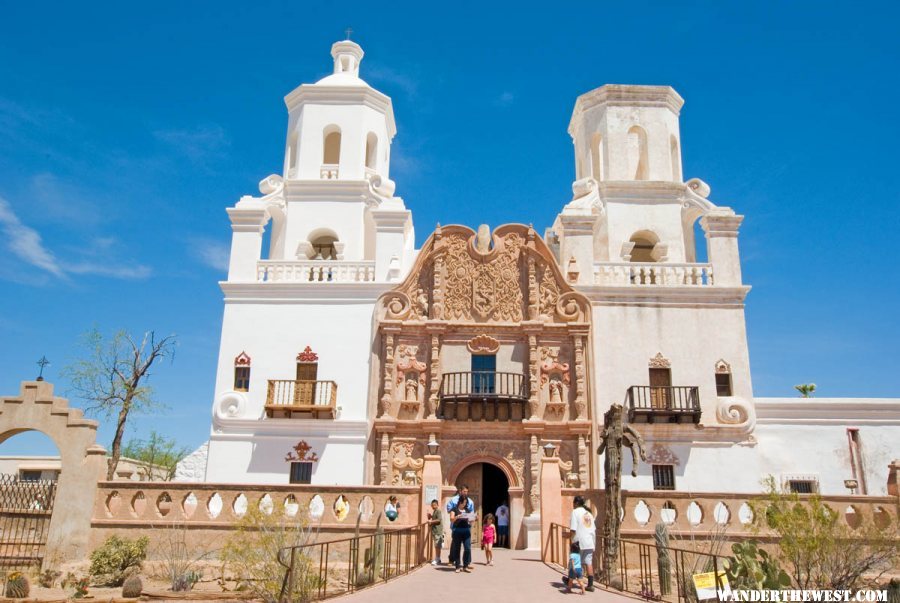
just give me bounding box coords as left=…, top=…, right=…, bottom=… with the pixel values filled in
left=405, top=373, right=419, bottom=402
left=549, top=375, right=564, bottom=404
left=413, top=287, right=429, bottom=319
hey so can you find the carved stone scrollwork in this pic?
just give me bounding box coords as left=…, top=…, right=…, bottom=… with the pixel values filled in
left=539, top=265, right=560, bottom=320
left=442, top=231, right=525, bottom=322
left=716, top=396, right=756, bottom=431
left=467, top=334, right=500, bottom=355
left=715, top=359, right=731, bottom=374
left=384, top=293, right=412, bottom=320
left=646, top=444, right=680, bottom=466
left=649, top=352, right=671, bottom=369
left=556, top=292, right=586, bottom=322
left=391, top=440, right=424, bottom=486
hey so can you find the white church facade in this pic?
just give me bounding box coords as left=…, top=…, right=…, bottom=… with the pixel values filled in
left=197, top=40, right=899, bottom=528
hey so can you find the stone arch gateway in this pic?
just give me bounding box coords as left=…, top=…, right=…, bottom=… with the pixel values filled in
left=0, top=381, right=107, bottom=564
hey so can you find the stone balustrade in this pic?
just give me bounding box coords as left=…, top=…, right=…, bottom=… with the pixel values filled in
left=594, top=262, right=713, bottom=286
left=92, top=482, right=421, bottom=533
left=562, top=489, right=898, bottom=539
left=320, top=164, right=339, bottom=179
left=257, top=260, right=376, bottom=283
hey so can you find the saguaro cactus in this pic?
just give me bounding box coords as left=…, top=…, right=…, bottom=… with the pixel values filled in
left=654, top=522, right=672, bottom=595
left=597, top=403, right=646, bottom=590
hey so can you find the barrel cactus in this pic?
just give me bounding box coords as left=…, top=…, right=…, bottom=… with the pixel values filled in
left=5, top=572, right=31, bottom=599
left=121, top=574, right=143, bottom=598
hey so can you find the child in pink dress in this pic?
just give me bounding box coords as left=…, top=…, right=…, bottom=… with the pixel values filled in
left=482, top=513, right=496, bottom=565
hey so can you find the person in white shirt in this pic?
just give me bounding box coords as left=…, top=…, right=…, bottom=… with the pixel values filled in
left=495, top=500, right=510, bottom=548
left=568, top=495, right=596, bottom=592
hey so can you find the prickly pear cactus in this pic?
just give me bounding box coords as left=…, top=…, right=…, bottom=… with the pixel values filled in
left=724, top=541, right=791, bottom=590
left=5, top=572, right=31, bottom=599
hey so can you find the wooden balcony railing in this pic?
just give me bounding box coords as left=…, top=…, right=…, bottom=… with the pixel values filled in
left=438, top=371, right=528, bottom=421
left=626, top=385, right=701, bottom=424
left=265, top=380, right=337, bottom=419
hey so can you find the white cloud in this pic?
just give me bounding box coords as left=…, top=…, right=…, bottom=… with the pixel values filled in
left=190, top=238, right=229, bottom=272
left=0, top=196, right=152, bottom=282
left=365, top=64, right=419, bottom=98
left=154, top=124, right=230, bottom=162
left=495, top=91, right=515, bottom=107
left=0, top=196, right=65, bottom=277
left=66, top=261, right=152, bottom=280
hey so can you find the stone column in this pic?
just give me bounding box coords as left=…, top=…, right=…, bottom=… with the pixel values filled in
left=370, top=206, right=412, bottom=282
left=558, top=213, right=598, bottom=286
left=427, top=332, right=441, bottom=419
left=508, top=486, right=526, bottom=550
left=379, top=331, right=397, bottom=418
left=573, top=333, right=587, bottom=420
left=701, top=210, right=744, bottom=287
left=225, top=207, right=268, bottom=282
left=540, top=452, right=563, bottom=562
left=421, top=448, right=443, bottom=524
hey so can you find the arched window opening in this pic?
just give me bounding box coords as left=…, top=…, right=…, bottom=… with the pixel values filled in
left=591, top=133, right=603, bottom=180
left=309, top=232, right=338, bottom=261
left=365, top=132, right=378, bottom=171
left=287, top=130, right=299, bottom=175
left=670, top=135, right=681, bottom=182
left=714, top=360, right=732, bottom=397
left=627, top=126, right=649, bottom=180
left=323, top=127, right=341, bottom=167
left=234, top=352, right=251, bottom=392
left=629, top=231, right=660, bottom=263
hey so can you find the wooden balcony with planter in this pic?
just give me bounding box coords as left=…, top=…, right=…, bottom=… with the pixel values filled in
left=626, top=385, right=701, bottom=424
left=265, top=379, right=337, bottom=419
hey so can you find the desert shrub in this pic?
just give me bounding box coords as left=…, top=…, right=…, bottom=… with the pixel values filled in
left=89, top=534, right=150, bottom=586
left=220, top=506, right=320, bottom=603
left=154, top=521, right=217, bottom=591
left=38, top=568, right=62, bottom=588
left=4, top=572, right=30, bottom=598
left=752, top=476, right=900, bottom=589
left=121, top=574, right=143, bottom=598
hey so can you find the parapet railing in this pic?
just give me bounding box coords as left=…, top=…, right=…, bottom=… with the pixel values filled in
left=278, top=522, right=429, bottom=602
left=257, top=260, right=376, bottom=283
left=594, top=262, right=714, bottom=286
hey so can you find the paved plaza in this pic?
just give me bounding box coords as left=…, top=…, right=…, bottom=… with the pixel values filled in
left=342, top=548, right=634, bottom=602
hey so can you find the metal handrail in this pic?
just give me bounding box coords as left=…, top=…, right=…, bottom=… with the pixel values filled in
left=439, top=371, right=528, bottom=401
left=548, top=522, right=728, bottom=602
left=626, top=386, right=700, bottom=412
left=277, top=522, right=429, bottom=602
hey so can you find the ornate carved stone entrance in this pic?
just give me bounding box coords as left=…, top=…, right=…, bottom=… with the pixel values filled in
left=0, top=382, right=107, bottom=564
left=368, top=224, right=595, bottom=549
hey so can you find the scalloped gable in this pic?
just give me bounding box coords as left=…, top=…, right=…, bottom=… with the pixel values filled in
left=377, top=223, right=590, bottom=325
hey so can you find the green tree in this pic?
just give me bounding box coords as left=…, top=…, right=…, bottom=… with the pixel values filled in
left=122, top=431, right=189, bottom=481
left=794, top=383, right=816, bottom=398
left=66, top=329, right=176, bottom=480
left=752, top=476, right=899, bottom=589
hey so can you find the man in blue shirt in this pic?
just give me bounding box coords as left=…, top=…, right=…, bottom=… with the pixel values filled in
left=446, top=485, right=475, bottom=514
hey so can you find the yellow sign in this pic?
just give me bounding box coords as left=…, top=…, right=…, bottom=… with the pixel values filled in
left=692, top=571, right=728, bottom=600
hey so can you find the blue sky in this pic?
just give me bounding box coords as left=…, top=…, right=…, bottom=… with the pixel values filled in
left=1, top=2, right=898, bottom=456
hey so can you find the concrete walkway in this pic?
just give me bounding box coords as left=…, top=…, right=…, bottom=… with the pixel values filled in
left=340, top=547, right=634, bottom=602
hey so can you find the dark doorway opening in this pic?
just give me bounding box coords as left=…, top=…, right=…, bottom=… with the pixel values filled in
left=481, top=463, right=510, bottom=548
